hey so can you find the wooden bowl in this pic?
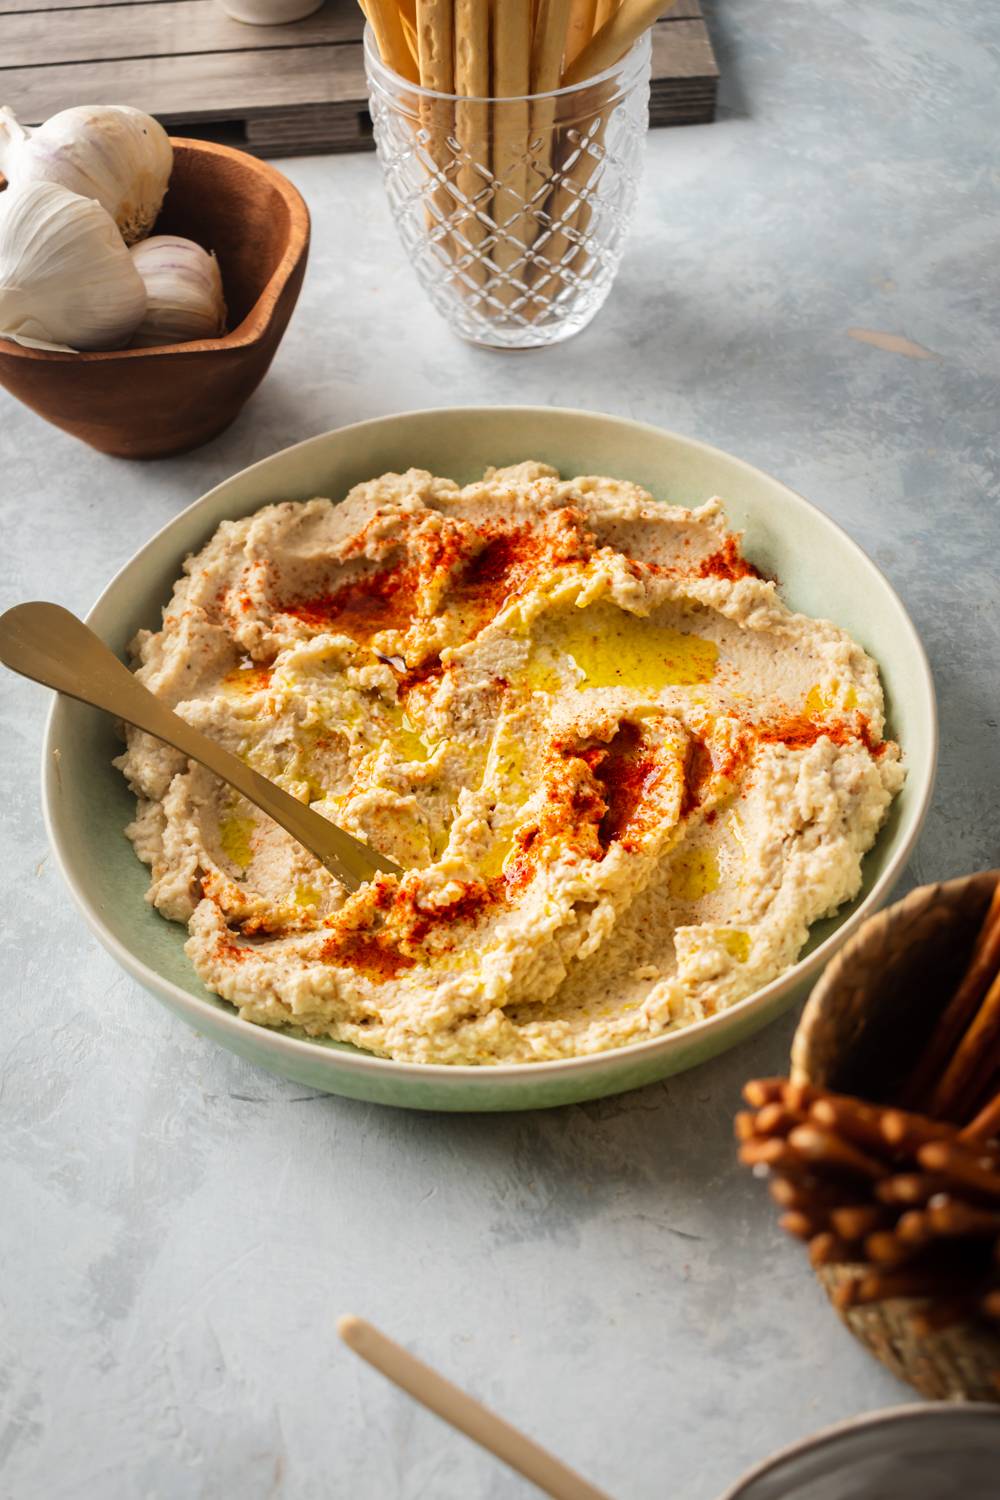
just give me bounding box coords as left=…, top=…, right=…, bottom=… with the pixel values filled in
left=791, top=869, right=1000, bottom=1404
left=0, top=139, right=309, bottom=458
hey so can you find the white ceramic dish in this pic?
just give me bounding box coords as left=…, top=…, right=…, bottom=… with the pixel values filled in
left=42, top=407, right=937, bottom=1110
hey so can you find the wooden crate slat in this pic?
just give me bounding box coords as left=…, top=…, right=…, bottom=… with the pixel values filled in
left=0, top=0, right=717, bottom=152
left=2, top=0, right=359, bottom=67
left=0, top=44, right=366, bottom=123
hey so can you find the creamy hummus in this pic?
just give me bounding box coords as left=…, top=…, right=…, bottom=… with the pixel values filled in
left=116, top=463, right=904, bottom=1064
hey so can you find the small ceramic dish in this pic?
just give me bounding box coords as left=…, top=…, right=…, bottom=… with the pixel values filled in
left=41, top=407, right=937, bottom=1110
left=792, top=869, right=1000, bottom=1403
left=0, top=139, right=309, bottom=458
left=718, top=1402, right=1000, bottom=1500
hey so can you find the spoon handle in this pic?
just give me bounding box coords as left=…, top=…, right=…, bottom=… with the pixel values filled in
left=0, top=601, right=397, bottom=891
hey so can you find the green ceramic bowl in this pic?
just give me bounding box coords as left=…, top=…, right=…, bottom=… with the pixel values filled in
left=42, top=408, right=937, bottom=1111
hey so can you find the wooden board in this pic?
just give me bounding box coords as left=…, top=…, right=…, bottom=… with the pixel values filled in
left=0, top=0, right=718, bottom=156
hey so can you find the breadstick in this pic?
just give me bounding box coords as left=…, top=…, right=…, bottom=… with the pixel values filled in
left=961, top=1088, right=1000, bottom=1145
left=929, top=967, right=1000, bottom=1121
left=367, top=0, right=420, bottom=80
left=454, top=0, right=490, bottom=281
left=492, top=0, right=533, bottom=306
left=562, top=0, right=677, bottom=87
left=903, top=883, right=1000, bottom=1108
left=876, top=1172, right=963, bottom=1206
left=593, top=0, right=617, bottom=27
left=565, top=0, right=598, bottom=67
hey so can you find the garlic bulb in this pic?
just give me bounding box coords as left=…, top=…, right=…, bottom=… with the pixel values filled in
left=0, top=104, right=172, bottom=246
left=129, top=235, right=227, bottom=348
left=0, top=180, right=147, bottom=351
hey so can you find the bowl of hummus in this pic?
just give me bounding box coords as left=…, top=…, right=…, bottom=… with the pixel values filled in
left=42, top=408, right=936, bottom=1110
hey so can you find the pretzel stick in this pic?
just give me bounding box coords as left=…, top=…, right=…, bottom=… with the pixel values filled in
left=829, top=1204, right=888, bottom=1241
left=838, top=1269, right=972, bottom=1308
left=492, top=0, right=533, bottom=307
left=768, top=1175, right=848, bottom=1212
left=738, top=1138, right=809, bottom=1175
left=875, top=1173, right=955, bottom=1206
left=918, top=1141, right=1000, bottom=1201
left=808, top=1231, right=854, bottom=1267
left=743, top=1078, right=792, bottom=1107
left=755, top=1103, right=803, bottom=1137
left=925, top=1199, right=1000, bottom=1237
left=903, top=883, right=1000, bottom=1108
left=787, top=1124, right=885, bottom=1180
left=929, top=967, right=1000, bottom=1121
left=562, top=0, right=676, bottom=86
left=961, top=1089, right=1000, bottom=1145
left=779, top=1210, right=828, bottom=1241
left=453, top=0, right=490, bottom=286
left=982, top=1290, right=1000, bottom=1321
left=880, top=1108, right=959, bottom=1152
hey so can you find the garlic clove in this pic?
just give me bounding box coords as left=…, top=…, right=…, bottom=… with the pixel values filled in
left=0, top=104, right=172, bottom=246
left=0, top=180, right=147, bottom=352
left=129, top=234, right=227, bottom=348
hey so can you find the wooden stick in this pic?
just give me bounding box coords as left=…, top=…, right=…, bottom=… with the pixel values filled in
left=903, top=883, right=1000, bottom=1109
left=338, top=1316, right=611, bottom=1500
left=961, top=1089, right=1000, bottom=1145
left=929, top=967, right=1000, bottom=1121
left=562, top=0, right=676, bottom=87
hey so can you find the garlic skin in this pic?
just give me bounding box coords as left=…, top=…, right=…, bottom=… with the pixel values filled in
left=129, top=235, right=227, bottom=348
left=0, top=180, right=147, bottom=351
left=0, top=105, right=172, bottom=246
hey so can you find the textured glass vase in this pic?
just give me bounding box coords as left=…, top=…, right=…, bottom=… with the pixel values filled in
left=364, top=29, right=651, bottom=350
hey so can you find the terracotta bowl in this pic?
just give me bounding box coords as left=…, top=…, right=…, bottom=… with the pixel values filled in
left=0, top=139, right=310, bottom=458
left=791, top=870, right=1000, bottom=1404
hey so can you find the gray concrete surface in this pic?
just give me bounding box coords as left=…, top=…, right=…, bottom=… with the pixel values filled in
left=2, top=1, right=999, bottom=1495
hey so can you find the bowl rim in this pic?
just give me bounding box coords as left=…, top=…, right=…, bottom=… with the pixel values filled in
left=715, top=1400, right=1000, bottom=1499
left=0, top=138, right=310, bottom=364
left=41, top=406, right=939, bottom=1087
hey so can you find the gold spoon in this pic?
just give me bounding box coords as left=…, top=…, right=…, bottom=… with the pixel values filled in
left=0, top=601, right=401, bottom=893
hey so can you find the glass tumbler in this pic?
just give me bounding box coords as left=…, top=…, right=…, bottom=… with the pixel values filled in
left=364, top=27, right=652, bottom=350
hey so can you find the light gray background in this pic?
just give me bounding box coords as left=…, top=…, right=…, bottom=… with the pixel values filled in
left=2, top=2, right=999, bottom=1496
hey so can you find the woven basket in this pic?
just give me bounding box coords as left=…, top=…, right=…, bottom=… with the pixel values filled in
left=791, top=869, right=1000, bottom=1404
